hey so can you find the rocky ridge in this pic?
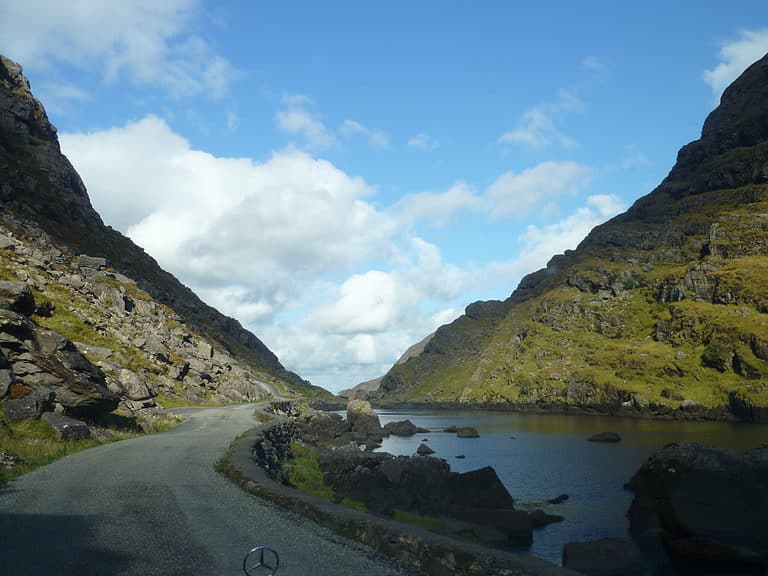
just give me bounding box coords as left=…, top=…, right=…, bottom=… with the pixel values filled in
left=0, top=215, right=287, bottom=416
left=373, top=54, right=768, bottom=421
left=0, top=54, right=326, bottom=401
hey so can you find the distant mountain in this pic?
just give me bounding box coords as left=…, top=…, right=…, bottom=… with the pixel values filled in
left=372, top=54, right=768, bottom=422
left=339, top=332, right=434, bottom=400
left=0, top=54, right=330, bottom=416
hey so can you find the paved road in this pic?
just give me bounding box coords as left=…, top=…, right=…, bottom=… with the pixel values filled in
left=0, top=405, right=408, bottom=576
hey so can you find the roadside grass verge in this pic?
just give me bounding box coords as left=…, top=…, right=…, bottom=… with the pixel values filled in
left=0, top=407, right=185, bottom=484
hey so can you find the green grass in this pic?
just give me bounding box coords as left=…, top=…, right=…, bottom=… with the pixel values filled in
left=393, top=510, right=448, bottom=532
left=0, top=407, right=185, bottom=484
left=285, top=441, right=334, bottom=500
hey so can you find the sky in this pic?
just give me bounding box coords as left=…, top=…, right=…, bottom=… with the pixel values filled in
left=1, top=1, right=768, bottom=394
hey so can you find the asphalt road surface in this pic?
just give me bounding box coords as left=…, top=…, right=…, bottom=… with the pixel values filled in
left=0, top=405, right=409, bottom=576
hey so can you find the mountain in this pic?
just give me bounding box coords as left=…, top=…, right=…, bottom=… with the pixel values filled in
left=339, top=332, right=435, bottom=400
left=0, top=54, right=330, bottom=416
left=372, top=54, right=768, bottom=422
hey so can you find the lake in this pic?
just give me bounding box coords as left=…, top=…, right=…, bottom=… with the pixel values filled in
left=373, top=409, right=768, bottom=567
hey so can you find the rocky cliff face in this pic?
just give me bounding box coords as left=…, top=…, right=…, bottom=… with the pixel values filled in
left=0, top=55, right=329, bottom=417
left=374, top=54, right=768, bottom=421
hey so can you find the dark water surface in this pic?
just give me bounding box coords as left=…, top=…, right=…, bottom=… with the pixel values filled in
left=374, top=409, right=768, bottom=566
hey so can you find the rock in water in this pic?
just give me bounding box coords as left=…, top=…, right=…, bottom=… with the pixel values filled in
left=416, top=443, right=434, bottom=455
left=346, top=399, right=382, bottom=440
left=626, top=442, right=768, bottom=572
left=588, top=431, right=621, bottom=443
left=448, top=466, right=514, bottom=509
left=456, top=426, right=480, bottom=438
left=382, top=419, right=428, bottom=436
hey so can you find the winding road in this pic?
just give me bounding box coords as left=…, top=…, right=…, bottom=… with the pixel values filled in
left=0, top=405, right=408, bottom=576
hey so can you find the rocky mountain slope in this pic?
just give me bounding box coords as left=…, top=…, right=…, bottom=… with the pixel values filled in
left=373, top=54, right=768, bottom=422
left=0, top=54, right=330, bottom=418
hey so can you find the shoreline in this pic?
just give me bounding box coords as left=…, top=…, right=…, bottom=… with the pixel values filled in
left=320, top=398, right=768, bottom=424
left=221, top=421, right=579, bottom=576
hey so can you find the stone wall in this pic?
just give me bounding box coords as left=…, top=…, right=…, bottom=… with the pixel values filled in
left=227, top=428, right=576, bottom=576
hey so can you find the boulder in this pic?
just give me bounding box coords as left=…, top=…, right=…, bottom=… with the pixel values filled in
left=0, top=450, right=22, bottom=471
left=0, top=368, right=13, bottom=398
left=29, top=329, right=119, bottom=416
left=456, top=426, right=480, bottom=438
left=319, top=447, right=452, bottom=516
left=588, top=431, right=621, bottom=442
left=3, top=386, right=55, bottom=419
left=562, top=538, right=644, bottom=576
left=41, top=412, right=91, bottom=441
left=118, top=369, right=154, bottom=401
left=77, top=255, right=107, bottom=278
left=346, top=399, right=382, bottom=440
left=448, top=466, right=514, bottom=509
left=383, top=419, right=429, bottom=436
left=626, top=442, right=768, bottom=571
left=0, top=281, right=35, bottom=316
left=416, top=443, right=435, bottom=455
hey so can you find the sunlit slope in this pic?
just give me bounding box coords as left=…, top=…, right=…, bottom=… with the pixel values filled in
left=374, top=55, right=768, bottom=420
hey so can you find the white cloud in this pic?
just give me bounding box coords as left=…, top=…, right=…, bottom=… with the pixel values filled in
left=396, top=182, right=481, bottom=226
left=482, top=194, right=625, bottom=297
left=60, top=117, right=619, bottom=395
left=340, top=119, right=390, bottom=149
left=498, top=91, right=583, bottom=149
left=61, top=116, right=394, bottom=315
left=703, top=28, right=768, bottom=97
left=0, top=0, right=235, bottom=99
left=408, top=132, right=440, bottom=150
left=275, top=94, right=337, bottom=150
left=485, top=161, right=594, bottom=218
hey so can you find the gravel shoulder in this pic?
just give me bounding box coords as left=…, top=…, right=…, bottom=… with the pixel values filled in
left=0, top=404, right=408, bottom=576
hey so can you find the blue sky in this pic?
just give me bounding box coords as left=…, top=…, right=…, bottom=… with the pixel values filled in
left=2, top=1, right=767, bottom=393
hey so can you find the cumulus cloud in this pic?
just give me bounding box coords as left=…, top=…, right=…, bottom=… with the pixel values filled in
left=0, top=0, right=235, bottom=99
left=396, top=182, right=481, bottom=226
left=60, top=117, right=620, bottom=393
left=703, top=28, right=768, bottom=97
left=274, top=94, right=337, bottom=150
left=498, top=90, right=583, bottom=149
left=61, top=116, right=393, bottom=319
left=485, top=161, right=594, bottom=218
left=408, top=132, right=440, bottom=150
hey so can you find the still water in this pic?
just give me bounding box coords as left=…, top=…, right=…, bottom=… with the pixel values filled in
left=374, top=409, right=768, bottom=566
